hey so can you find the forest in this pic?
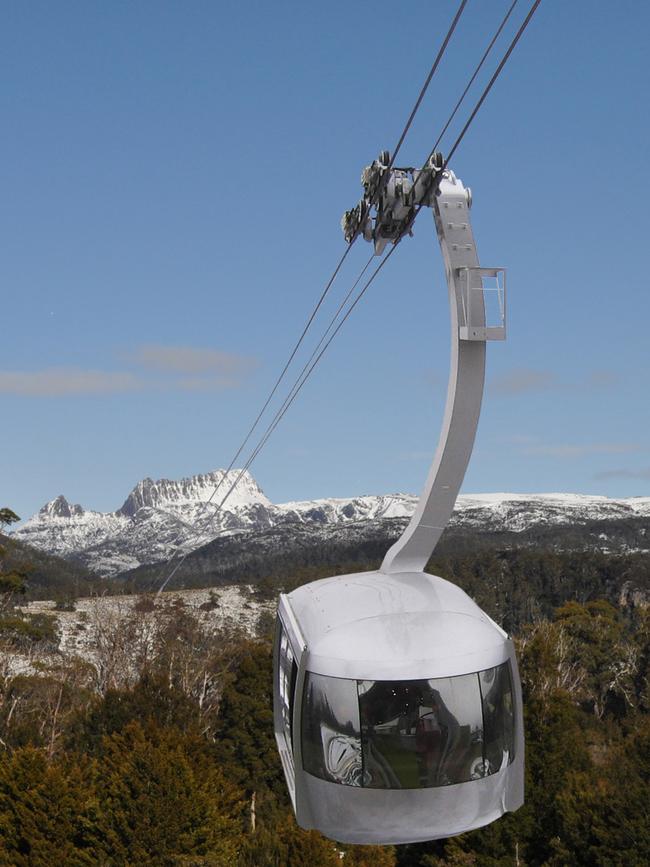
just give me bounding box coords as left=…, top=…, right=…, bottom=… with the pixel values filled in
left=0, top=509, right=649, bottom=866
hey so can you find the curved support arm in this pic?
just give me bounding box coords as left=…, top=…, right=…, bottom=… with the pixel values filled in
left=381, top=171, right=491, bottom=575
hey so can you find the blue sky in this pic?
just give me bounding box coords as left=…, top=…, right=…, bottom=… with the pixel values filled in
left=2, top=0, right=649, bottom=521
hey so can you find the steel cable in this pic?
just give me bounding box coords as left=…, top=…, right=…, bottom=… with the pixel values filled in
left=156, top=248, right=394, bottom=593
left=154, top=0, right=543, bottom=594
left=404, top=0, right=543, bottom=236
left=154, top=7, right=471, bottom=592
left=388, top=0, right=468, bottom=170
left=182, top=0, right=469, bottom=540
left=429, top=0, right=520, bottom=158
left=154, top=241, right=355, bottom=572
left=442, top=0, right=543, bottom=168
left=154, top=0, right=469, bottom=589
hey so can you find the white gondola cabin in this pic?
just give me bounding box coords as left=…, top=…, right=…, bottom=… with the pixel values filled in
left=274, top=166, right=524, bottom=844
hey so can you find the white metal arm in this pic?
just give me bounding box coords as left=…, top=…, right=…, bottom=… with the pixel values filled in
left=381, top=171, right=504, bottom=574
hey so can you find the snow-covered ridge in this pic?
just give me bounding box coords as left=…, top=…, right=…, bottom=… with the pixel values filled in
left=13, top=470, right=650, bottom=577
left=118, top=470, right=270, bottom=517
left=454, top=492, right=650, bottom=531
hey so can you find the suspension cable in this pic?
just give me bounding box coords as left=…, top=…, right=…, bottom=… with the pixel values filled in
left=388, top=0, right=468, bottom=170
left=191, top=0, right=468, bottom=533
left=154, top=0, right=543, bottom=593
left=156, top=247, right=395, bottom=594
left=233, top=0, right=544, bottom=538
left=156, top=241, right=355, bottom=571
left=402, top=0, right=542, bottom=237
left=156, top=1, right=468, bottom=582
left=443, top=0, right=542, bottom=168
left=429, top=0, right=520, bottom=158
left=242, top=0, right=544, bottom=538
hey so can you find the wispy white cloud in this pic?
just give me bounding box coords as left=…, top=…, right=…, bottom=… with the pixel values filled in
left=397, top=450, right=432, bottom=462
left=490, top=368, right=558, bottom=395
left=594, top=467, right=650, bottom=481
left=0, top=344, right=259, bottom=397
left=0, top=369, right=141, bottom=396
left=585, top=370, right=620, bottom=388
left=129, top=344, right=256, bottom=376
left=490, top=368, right=619, bottom=396
left=522, top=442, right=642, bottom=459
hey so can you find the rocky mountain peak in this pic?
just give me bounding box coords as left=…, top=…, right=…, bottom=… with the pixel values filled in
left=117, top=469, right=269, bottom=517
left=39, top=495, right=84, bottom=519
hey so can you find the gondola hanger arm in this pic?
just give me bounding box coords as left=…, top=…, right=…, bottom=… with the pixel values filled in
left=381, top=167, right=506, bottom=573
left=343, top=158, right=506, bottom=574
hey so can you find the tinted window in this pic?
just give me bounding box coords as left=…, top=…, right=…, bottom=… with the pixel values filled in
left=301, top=662, right=515, bottom=789
left=359, top=673, right=484, bottom=788
left=302, top=672, right=363, bottom=786
left=479, top=664, right=515, bottom=774
left=278, top=625, right=296, bottom=755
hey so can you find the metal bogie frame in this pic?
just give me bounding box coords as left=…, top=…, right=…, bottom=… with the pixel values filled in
left=274, top=169, right=524, bottom=845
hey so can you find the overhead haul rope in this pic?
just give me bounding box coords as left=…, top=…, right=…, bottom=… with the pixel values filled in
left=429, top=0, right=520, bottom=157
left=158, top=10, right=467, bottom=593
left=155, top=251, right=376, bottom=593
left=151, top=242, right=355, bottom=588
left=155, top=248, right=396, bottom=594
left=237, top=0, right=539, bottom=493
left=400, top=0, right=543, bottom=240
left=190, top=0, right=468, bottom=519
left=387, top=0, right=468, bottom=171
left=209, top=0, right=545, bottom=555
left=437, top=0, right=542, bottom=169
left=154, top=0, right=542, bottom=594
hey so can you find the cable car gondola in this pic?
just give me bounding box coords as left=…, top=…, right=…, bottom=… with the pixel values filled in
left=273, top=161, right=524, bottom=845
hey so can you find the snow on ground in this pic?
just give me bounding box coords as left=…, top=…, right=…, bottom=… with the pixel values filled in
left=6, top=585, right=274, bottom=679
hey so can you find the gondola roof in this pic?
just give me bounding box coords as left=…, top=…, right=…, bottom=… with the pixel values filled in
left=282, top=570, right=509, bottom=681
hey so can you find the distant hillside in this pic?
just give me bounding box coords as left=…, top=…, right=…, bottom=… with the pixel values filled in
left=120, top=512, right=650, bottom=590
left=119, top=520, right=650, bottom=635
left=1, top=533, right=111, bottom=600
left=15, top=467, right=650, bottom=578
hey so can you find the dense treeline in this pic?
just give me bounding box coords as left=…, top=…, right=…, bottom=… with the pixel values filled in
left=427, top=547, right=650, bottom=634
left=0, top=596, right=648, bottom=863
left=247, top=545, right=650, bottom=635
left=120, top=515, right=650, bottom=598
left=1, top=511, right=649, bottom=864
left=121, top=523, right=650, bottom=635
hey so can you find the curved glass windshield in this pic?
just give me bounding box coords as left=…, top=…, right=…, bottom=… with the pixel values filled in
left=302, top=662, right=515, bottom=789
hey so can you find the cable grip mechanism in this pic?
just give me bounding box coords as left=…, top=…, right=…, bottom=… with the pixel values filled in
left=341, top=151, right=444, bottom=254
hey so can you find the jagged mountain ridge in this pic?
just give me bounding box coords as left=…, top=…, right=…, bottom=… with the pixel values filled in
left=14, top=469, right=650, bottom=578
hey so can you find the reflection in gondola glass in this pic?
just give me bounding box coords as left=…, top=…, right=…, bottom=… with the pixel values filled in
left=301, top=673, right=363, bottom=786
left=479, top=664, right=516, bottom=774
left=359, top=674, right=484, bottom=788
left=277, top=625, right=297, bottom=755
left=301, top=663, right=515, bottom=789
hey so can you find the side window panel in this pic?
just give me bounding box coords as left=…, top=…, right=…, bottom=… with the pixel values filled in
left=479, top=664, right=516, bottom=773
left=278, top=623, right=296, bottom=756
left=302, top=672, right=363, bottom=786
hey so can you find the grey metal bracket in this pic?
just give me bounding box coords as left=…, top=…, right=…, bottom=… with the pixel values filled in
left=381, top=170, right=506, bottom=575
left=459, top=267, right=506, bottom=341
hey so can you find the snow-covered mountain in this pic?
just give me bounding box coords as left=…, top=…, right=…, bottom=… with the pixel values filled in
left=14, top=470, right=650, bottom=578
left=16, top=470, right=275, bottom=576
